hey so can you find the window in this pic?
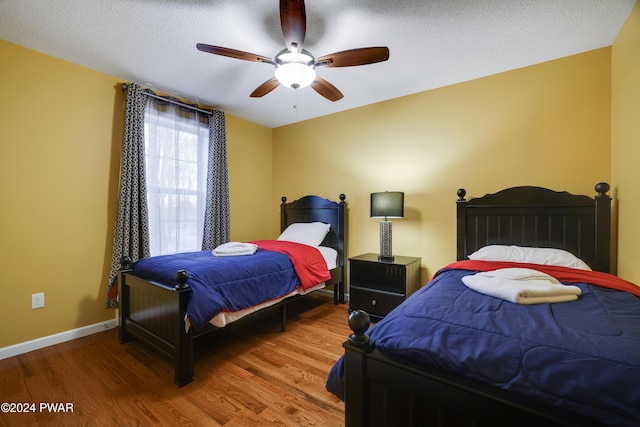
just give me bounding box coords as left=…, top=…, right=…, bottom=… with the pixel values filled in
left=144, top=102, right=209, bottom=256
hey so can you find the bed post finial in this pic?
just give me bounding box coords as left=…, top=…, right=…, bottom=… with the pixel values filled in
left=348, top=310, right=371, bottom=347
left=595, top=182, right=610, bottom=199
left=457, top=188, right=466, bottom=201
left=174, top=270, right=189, bottom=290
left=339, top=193, right=346, bottom=202
left=120, top=256, right=132, bottom=268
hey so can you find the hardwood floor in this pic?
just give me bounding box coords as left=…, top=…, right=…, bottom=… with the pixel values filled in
left=0, top=294, right=352, bottom=426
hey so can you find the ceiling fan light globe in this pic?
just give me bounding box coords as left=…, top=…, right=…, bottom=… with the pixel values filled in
left=275, top=63, right=316, bottom=89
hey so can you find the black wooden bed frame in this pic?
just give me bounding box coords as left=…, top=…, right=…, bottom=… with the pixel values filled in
left=118, top=194, right=346, bottom=386
left=343, top=183, right=612, bottom=427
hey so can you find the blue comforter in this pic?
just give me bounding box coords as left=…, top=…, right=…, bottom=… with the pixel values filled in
left=327, top=267, right=640, bottom=426
left=132, top=250, right=299, bottom=330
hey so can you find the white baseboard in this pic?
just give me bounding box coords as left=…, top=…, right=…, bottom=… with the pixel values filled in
left=0, top=318, right=118, bottom=360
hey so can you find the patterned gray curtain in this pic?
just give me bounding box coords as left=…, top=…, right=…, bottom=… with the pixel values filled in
left=202, top=110, right=230, bottom=250
left=106, top=83, right=151, bottom=308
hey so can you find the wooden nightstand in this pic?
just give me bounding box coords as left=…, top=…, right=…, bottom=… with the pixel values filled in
left=349, top=253, right=422, bottom=320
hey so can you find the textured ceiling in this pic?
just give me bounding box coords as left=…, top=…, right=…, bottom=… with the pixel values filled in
left=0, top=0, right=635, bottom=128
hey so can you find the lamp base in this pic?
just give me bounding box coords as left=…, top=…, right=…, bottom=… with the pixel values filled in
left=379, top=220, right=393, bottom=261
left=378, top=254, right=395, bottom=263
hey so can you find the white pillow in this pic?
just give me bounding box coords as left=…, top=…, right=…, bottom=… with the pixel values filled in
left=277, top=222, right=330, bottom=247
left=468, top=245, right=592, bottom=271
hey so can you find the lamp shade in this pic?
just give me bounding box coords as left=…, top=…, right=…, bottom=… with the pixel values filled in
left=370, top=192, right=404, bottom=219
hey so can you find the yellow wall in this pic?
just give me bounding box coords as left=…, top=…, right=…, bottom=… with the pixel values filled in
left=0, top=40, right=273, bottom=348
left=226, top=114, right=274, bottom=242
left=273, top=48, right=612, bottom=283
left=0, top=40, right=121, bottom=347
left=612, top=1, right=640, bottom=283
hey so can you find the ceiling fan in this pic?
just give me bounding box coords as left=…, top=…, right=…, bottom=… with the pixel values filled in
left=196, top=0, right=390, bottom=102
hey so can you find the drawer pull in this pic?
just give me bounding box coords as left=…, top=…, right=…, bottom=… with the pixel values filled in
left=371, top=299, right=377, bottom=306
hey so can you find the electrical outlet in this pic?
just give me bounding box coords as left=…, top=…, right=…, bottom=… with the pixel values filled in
left=31, top=292, right=45, bottom=309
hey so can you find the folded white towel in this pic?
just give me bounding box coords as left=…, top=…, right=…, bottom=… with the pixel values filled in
left=212, top=242, right=258, bottom=257
left=461, top=268, right=581, bottom=304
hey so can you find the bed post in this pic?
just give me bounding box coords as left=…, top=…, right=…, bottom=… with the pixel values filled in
left=173, top=270, right=194, bottom=386
left=280, top=196, right=288, bottom=232
left=337, top=194, right=347, bottom=304
left=118, top=256, right=134, bottom=344
left=456, top=189, right=467, bottom=261
left=594, top=182, right=611, bottom=273
left=343, top=310, right=373, bottom=427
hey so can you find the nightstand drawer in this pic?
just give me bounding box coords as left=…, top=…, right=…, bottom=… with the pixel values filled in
left=349, top=287, right=404, bottom=318
left=350, top=261, right=406, bottom=293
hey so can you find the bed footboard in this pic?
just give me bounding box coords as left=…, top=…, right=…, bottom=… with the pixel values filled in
left=343, top=310, right=601, bottom=427
left=119, top=259, right=195, bottom=386
left=118, top=259, right=329, bottom=387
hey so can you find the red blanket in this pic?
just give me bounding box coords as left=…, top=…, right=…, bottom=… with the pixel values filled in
left=250, top=240, right=331, bottom=291
left=440, top=260, right=640, bottom=298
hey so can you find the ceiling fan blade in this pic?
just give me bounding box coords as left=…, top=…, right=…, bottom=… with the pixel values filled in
left=196, top=43, right=272, bottom=63
left=310, top=77, right=343, bottom=102
left=250, top=77, right=280, bottom=98
left=316, top=47, right=390, bottom=67
left=280, top=0, right=306, bottom=50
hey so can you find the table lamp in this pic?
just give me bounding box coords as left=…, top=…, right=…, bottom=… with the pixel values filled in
left=370, top=191, right=404, bottom=261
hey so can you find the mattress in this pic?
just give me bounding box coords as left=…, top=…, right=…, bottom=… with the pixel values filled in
left=327, top=263, right=640, bottom=426
left=206, top=282, right=326, bottom=328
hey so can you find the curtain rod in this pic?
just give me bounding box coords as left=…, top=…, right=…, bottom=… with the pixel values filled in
left=121, top=83, right=213, bottom=115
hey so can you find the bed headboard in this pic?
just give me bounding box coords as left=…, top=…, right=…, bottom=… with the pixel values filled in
left=281, top=194, right=347, bottom=268
left=456, top=183, right=611, bottom=273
